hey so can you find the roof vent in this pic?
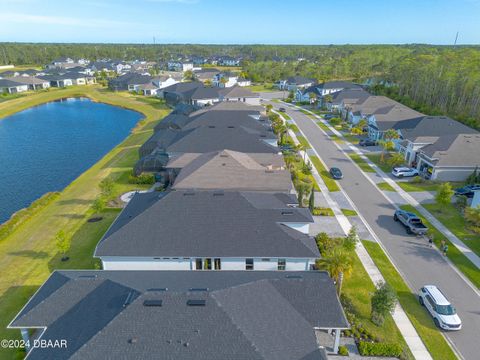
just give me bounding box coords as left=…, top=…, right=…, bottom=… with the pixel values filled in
left=228, top=126, right=235, bottom=128
left=128, top=337, right=138, bottom=344
left=260, top=134, right=267, bottom=138
left=281, top=211, right=294, bottom=215
left=78, top=275, right=97, bottom=279
left=147, top=288, right=168, bottom=292
left=213, top=191, right=224, bottom=196
left=143, top=299, right=163, bottom=307
left=189, top=287, right=209, bottom=292
left=183, top=191, right=195, bottom=196
left=187, top=299, right=206, bottom=306
left=208, top=125, right=215, bottom=128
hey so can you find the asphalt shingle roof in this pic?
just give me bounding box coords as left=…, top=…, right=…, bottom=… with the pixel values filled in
left=10, top=270, right=347, bottom=360
left=95, top=190, right=318, bottom=258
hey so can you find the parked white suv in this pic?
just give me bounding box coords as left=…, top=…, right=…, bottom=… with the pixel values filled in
left=391, top=167, right=419, bottom=178
left=419, top=285, right=462, bottom=330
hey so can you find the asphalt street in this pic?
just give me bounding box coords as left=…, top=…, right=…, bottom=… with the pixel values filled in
left=268, top=100, right=480, bottom=360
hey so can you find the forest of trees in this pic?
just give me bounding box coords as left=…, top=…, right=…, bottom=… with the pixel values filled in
left=1, top=43, right=478, bottom=128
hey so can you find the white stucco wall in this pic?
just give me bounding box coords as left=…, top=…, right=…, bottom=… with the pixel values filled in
left=281, top=222, right=310, bottom=234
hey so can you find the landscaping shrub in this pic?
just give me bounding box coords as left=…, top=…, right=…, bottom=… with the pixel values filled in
left=371, top=281, right=397, bottom=326
left=128, top=173, right=155, bottom=185
left=358, top=341, right=403, bottom=357
left=338, top=345, right=349, bottom=356
left=329, top=117, right=342, bottom=126
left=435, top=182, right=454, bottom=206
left=465, top=206, right=480, bottom=234
left=312, top=207, right=334, bottom=216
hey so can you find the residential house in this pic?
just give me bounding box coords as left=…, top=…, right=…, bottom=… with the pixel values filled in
left=8, top=76, right=51, bottom=90
left=167, top=60, right=194, bottom=72
left=219, top=85, right=260, bottom=105
left=38, top=72, right=75, bottom=87
left=137, top=76, right=179, bottom=96
left=276, top=76, right=315, bottom=91
left=9, top=270, right=348, bottom=358
left=213, top=71, right=238, bottom=87
left=165, top=150, right=293, bottom=192
left=331, top=88, right=370, bottom=116
left=0, top=78, right=29, bottom=94
left=95, top=190, right=318, bottom=271
left=415, top=133, right=480, bottom=181
left=237, top=77, right=251, bottom=87
left=108, top=73, right=152, bottom=91
left=217, top=55, right=241, bottom=66
left=193, top=68, right=220, bottom=83
left=345, top=96, right=422, bottom=139
left=394, top=115, right=479, bottom=167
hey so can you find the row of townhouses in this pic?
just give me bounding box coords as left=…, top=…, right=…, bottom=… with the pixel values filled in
left=9, top=101, right=349, bottom=359
left=298, top=80, right=480, bottom=182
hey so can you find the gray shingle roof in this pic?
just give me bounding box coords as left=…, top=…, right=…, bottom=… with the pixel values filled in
left=10, top=270, right=347, bottom=360
left=139, top=125, right=277, bottom=157
left=170, top=150, right=292, bottom=192
left=419, top=133, right=480, bottom=166
left=95, top=190, right=318, bottom=258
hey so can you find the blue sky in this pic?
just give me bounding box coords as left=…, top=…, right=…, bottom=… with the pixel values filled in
left=1, top=0, right=479, bottom=44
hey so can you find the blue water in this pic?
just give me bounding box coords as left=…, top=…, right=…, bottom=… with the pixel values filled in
left=0, top=97, right=142, bottom=224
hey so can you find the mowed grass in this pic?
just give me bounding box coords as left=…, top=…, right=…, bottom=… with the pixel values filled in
left=423, top=202, right=480, bottom=257
left=342, top=251, right=412, bottom=357
left=362, top=241, right=457, bottom=360
left=400, top=205, right=480, bottom=288
left=377, top=182, right=396, bottom=192
left=349, top=153, right=375, bottom=173
left=0, top=86, right=169, bottom=359
left=316, top=121, right=331, bottom=133
left=296, top=135, right=311, bottom=149
left=309, top=155, right=340, bottom=192
left=246, top=83, right=277, bottom=92
left=365, top=153, right=393, bottom=174
left=341, top=208, right=358, bottom=216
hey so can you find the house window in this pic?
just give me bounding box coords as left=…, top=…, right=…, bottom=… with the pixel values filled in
left=278, top=259, right=286, bottom=271
left=245, top=258, right=254, bottom=270
left=214, top=258, right=221, bottom=270
left=195, top=258, right=202, bottom=270
left=204, top=258, right=212, bottom=270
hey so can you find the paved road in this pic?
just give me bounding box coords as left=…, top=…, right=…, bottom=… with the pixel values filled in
left=268, top=100, right=480, bottom=360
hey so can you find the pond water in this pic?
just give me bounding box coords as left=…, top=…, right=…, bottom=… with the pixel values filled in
left=0, top=97, right=142, bottom=224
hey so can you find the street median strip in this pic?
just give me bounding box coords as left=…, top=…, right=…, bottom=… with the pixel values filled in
left=309, top=155, right=340, bottom=192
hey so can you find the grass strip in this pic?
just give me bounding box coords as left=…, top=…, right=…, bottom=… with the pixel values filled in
left=309, top=155, right=340, bottom=192
left=349, top=153, right=376, bottom=173
left=376, top=182, right=396, bottom=192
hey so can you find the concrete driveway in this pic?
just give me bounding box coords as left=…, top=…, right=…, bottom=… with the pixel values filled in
left=267, top=99, right=480, bottom=360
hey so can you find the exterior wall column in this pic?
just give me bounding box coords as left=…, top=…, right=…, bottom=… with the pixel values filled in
left=20, top=329, right=30, bottom=350
left=333, top=329, right=341, bottom=353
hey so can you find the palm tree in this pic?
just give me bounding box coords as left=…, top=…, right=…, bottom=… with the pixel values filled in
left=317, top=249, right=353, bottom=295
left=379, top=129, right=400, bottom=163
left=276, top=124, right=288, bottom=144
left=294, top=143, right=307, bottom=163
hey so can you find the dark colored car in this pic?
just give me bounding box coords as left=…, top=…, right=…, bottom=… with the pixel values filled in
left=279, top=107, right=286, bottom=112
left=359, top=139, right=377, bottom=147
left=329, top=167, right=343, bottom=179
left=324, top=114, right=334, bottom=120
left=454, top=184, right=480, bottom=198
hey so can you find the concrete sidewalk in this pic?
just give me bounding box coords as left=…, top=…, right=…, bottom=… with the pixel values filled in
left=277, top=110, right=433, bottom=360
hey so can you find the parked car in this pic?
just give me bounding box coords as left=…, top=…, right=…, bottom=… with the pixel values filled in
left=391, top=167, right=419, bottom=178
left=454, top=184, right=480, bottom=198
left=394, top=209, right=428, bottom=235
left=359, top=139, right=377, bottom=147
left=329, top=167, right=343, bottom=180
left=419, top=285, right=462, bottom=330
left=279, top=107, right=286, bottom=112
left=324, top=114, right=334, bottom=120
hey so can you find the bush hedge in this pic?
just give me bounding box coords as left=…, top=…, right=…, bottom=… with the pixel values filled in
left=128, top=173, right=155, bottom=185
left=358, top=341, right=403, bottom=357
left=338, top=345, right=349, bottom=356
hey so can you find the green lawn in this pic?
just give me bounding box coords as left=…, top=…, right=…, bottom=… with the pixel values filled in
left=342, top=251, right=413, bottom=359
left=296, top=135, right=311, bottom=149
left=281, top=113, right=292, bottom=120
left=246, top=83, right=277, bottom=92
left=287, top=123, right=298, bottom=132
left=397, top=180, right=463, bottom=193
left=377, top=182, right=396, bottom=192
left=423, top=203, right=480, bottom=257
left=316, top=121, right=331, bottom=133
left=0, top=86, right=169, bottom=359
left=342, top=133, right=360, bottom=145
left=365, top=153, right=393, bottom=173
left=362, top=241, right=457, bottom=360
left=309, top=156, right=340, bottom=192
left=400, top=205, right=480, bottom=288
left=349, top=153, right=376, bottom=173
left=341, top=208, right=358, bottom=216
